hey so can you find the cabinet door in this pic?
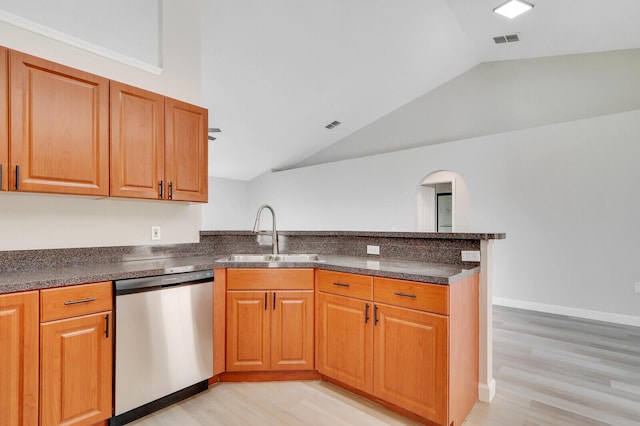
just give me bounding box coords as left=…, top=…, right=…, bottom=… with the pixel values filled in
left=9, top=51, right=109, bottom=196
left=271, top=291, right=314, bottom=370
left=40, top=312, right=112, bottom=426
left=0, top=291, right=39, bottom=426
left=165, top=97, right=208, bottom=202
left=110, top=81, right=165, bottom=199
left=226, top=291, right=270, bottom=371
left=0, top=47, right=7, bottom=191
left=317, top=292, right=373, bottom=394
left=373, top=303, right=448, bottom=425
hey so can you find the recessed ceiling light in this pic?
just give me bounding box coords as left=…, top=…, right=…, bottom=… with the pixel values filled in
left=493, top=0, right=534, bottom=19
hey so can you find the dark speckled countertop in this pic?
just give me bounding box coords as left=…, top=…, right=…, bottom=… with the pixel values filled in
left=0, top=254, right=478, bottom=294
left=0, top=255, right=219, bottom=294
left=213, top=255, right=478, bottom=285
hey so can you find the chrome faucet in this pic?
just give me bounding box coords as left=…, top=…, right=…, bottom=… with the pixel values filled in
left=252, top=204, right=279, bottom=255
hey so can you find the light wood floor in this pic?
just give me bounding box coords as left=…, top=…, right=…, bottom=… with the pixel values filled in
left=128, top=306, right=640, bottom=425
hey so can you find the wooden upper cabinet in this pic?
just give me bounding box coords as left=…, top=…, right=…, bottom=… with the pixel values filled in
left=110, top=81, right=165, bottom=199
left=0, top=291, right=39, bottom=426
left=165, top=97, right=208, bottom=202
left=9, top=51, right=109, bottom=196
left=0, top=47, right=7, bottom=192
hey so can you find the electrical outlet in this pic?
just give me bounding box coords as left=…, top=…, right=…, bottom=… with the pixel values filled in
left=367, top=245, right=380, bottom=255
left=151, top=226, right=161, bottom=241
left=461, top=250, right=480, bottom=262
left=635, top=282, right=640, bottom=294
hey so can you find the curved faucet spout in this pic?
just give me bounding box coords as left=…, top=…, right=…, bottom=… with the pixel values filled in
left=252, top=204, right=278, bottom=254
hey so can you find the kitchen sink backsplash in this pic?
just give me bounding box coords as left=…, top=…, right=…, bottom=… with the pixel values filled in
left=0, top=230, right=500, bottom=274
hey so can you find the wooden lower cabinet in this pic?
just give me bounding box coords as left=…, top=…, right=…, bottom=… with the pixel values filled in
left=226, top=290, right=271, bottom=371
left=40, top=282, right=113, bottom=426
left=0, top=291, right=39, bottom=426
left=317, top=271, right=479, bottom=426
left=316, top=292, right=373, bottom=394
left=226, top=289, right=314, bottom=372
left=225, top=269, right=315, bottom=373
left=272, top=291, right=314, bottom=370
left=373, top=303, right=448, bottom=425
left=40, top=311, right=112, bottom=426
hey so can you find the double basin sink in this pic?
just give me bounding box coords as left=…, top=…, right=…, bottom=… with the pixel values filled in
left=221, top=253, right=321, bottom=263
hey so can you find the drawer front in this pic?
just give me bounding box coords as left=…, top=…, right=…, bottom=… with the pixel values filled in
left=226, top=268, right=314, bottom=290
left=374, top=277, right=448, bottom=315
left=41, top=281, right=112, bottom=322
left=316, top=270, right=372, bottom=300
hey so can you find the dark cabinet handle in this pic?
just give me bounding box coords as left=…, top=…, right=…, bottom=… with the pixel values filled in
left=333, top=282, right=350, bottom=288
left=394, top=291, right=417, bottom=299
left=64, top=297, right=96, bottom=305
left=159, top=180, right=164, bottom=199
left=168, top=182, right=173, bottom=200
left=15, top=165, right=19, bottom=190
left=105, top=314, right=110, bottom=338
left=273, top=292, right=276, bottom=310
left=374, top=305, right=379, bottom=326
left=365, top=303, right=370, bottom=323
left=0, top=164, right=3, bottom=190
left=264, top=292, right=267, bottom=310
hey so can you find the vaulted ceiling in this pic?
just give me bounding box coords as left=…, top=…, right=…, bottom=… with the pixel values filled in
left=201, top=0, right=640, bottom=180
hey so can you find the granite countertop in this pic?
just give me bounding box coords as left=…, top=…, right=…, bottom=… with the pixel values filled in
left=0, top=252, right=479, bottom=294
left=0, top=255, right=218, bottom=294
left=213, top=254, right=478, bottom=285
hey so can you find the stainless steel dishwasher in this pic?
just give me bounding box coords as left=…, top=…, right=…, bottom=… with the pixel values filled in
left=110, top=269, right=214, bottom=426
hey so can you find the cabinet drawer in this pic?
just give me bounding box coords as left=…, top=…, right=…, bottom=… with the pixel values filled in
left=41, top=282, right=112, bottom=322
left=227, top=268, right=314, bottom=290
left=316, top=270, right=373, bottom=300
left=374, top=277, right=448, bottom=315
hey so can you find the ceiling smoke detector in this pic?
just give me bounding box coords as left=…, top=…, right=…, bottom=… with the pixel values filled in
left=325, top=120, right=341, bottom=130
left=493, top=33, right=521, bottom=44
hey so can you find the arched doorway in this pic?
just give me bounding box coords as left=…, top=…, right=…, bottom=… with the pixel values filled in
left=417, top=170, right=469, bottom=232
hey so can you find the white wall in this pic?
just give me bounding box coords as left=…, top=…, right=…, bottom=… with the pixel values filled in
left=201, top=177, right=251, bottom=230
left=0, top=0, right=204, bottom=250
left=244, top=110, right=640, bottom=322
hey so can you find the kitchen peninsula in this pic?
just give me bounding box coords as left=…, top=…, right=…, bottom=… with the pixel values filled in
left=0, top=230, right=503, bottom=426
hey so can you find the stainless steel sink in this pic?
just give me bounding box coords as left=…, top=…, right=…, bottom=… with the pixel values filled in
left=222, top=253, right=321, bottom=262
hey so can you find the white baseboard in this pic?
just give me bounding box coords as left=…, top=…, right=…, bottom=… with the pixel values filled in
left=493, top=297, right=640, bottom=327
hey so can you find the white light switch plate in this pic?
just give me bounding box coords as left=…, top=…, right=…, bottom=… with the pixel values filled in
left=461, top=250, right=480, bottom=262
left=367, top=245, right=380, bottom=255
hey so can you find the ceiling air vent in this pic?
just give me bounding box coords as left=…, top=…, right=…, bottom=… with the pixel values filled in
left=325, top=120, right=341, bottom=130
left=493, top=33, right=520, bottom=44
left=208, top=127, right=221, bottom=141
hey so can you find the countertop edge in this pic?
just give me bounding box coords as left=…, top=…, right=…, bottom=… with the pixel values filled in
left=200, top=230, right=506, bottom=240
left=1, top=253, right=480, bottom=294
